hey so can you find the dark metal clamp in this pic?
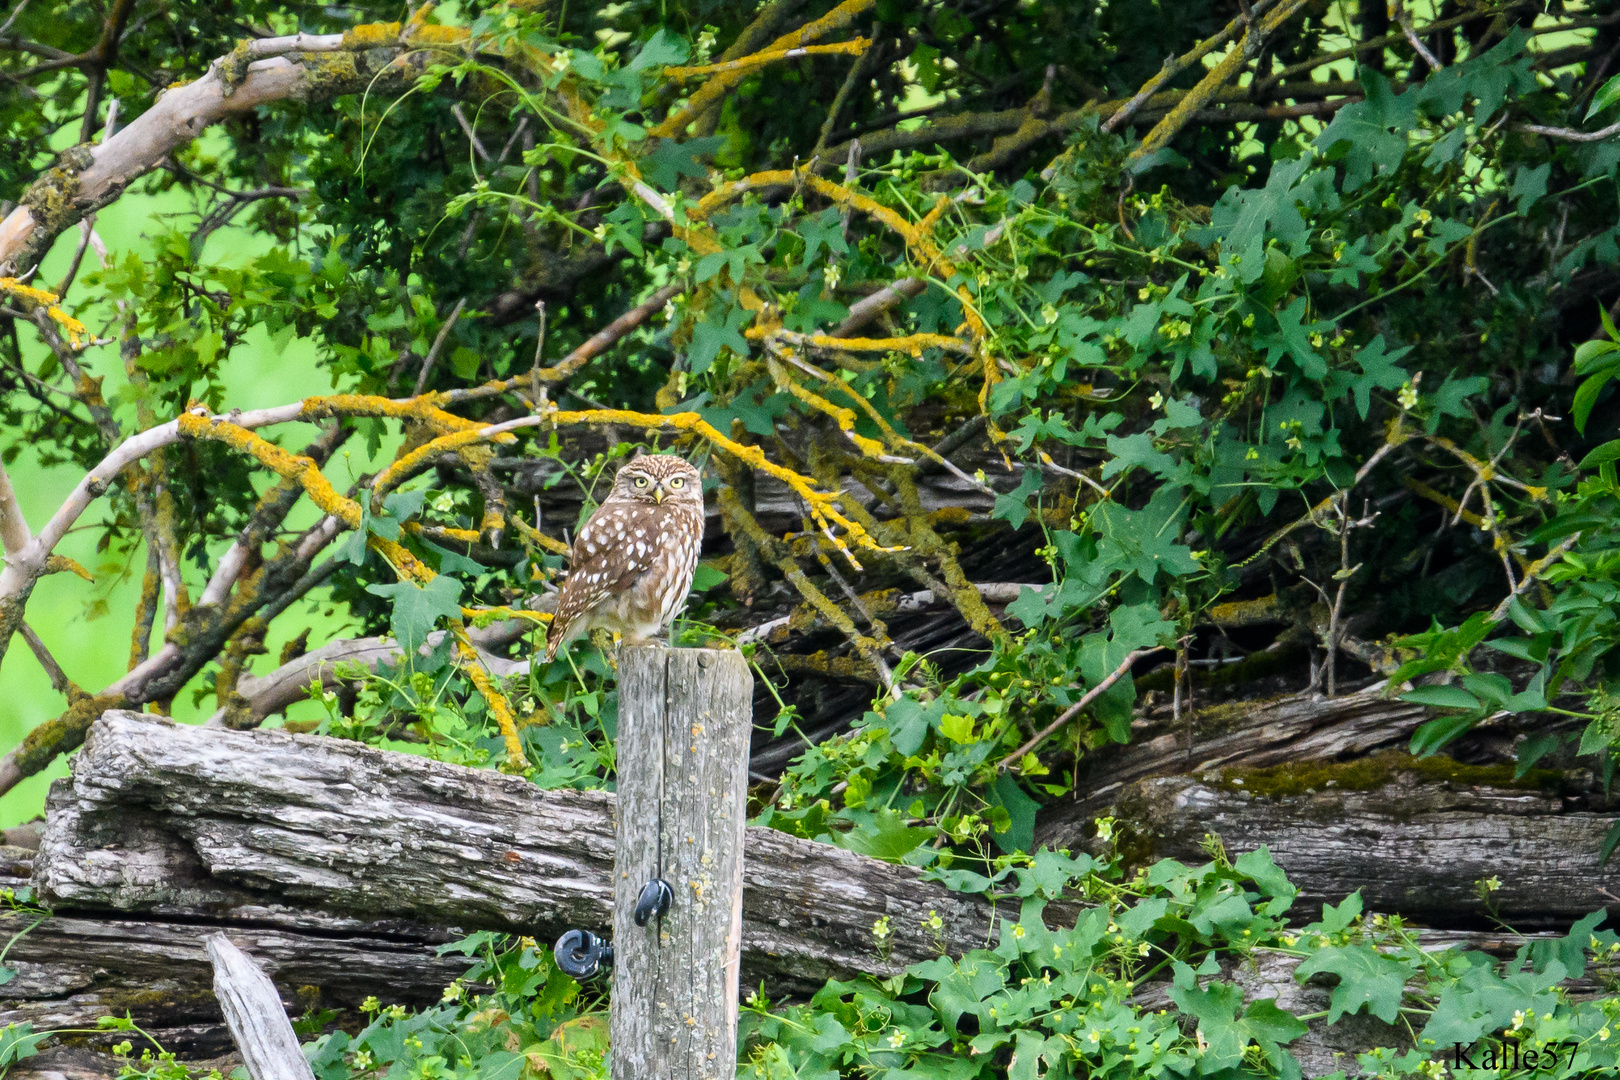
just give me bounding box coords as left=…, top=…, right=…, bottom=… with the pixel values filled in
left=553, top=928, right=613, bottom=979
left=634, top=877, right=674, bottom=926
left=554, top=877, right=671, bottom=977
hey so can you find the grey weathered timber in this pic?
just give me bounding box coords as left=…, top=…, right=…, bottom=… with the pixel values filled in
left=0, top=907, right=466, bottom=1056
left=1048, top=682, right=1431, bottom=820
left=35, top=711, right=992, bottom=990
left=205, top=934, right=316, bottom=1080
left=612, top=647, right=751, bottom=1080
left=1042, top=756, right=1620, bottom=926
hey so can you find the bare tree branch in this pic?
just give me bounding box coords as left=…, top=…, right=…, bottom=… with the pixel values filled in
left=0, top=28, right=446, bottom=273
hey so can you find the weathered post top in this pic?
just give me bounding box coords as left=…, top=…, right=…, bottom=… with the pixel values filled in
left=611, top=645, right=752, bottom=1080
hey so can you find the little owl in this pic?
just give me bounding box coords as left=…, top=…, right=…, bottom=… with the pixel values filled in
left=544, top=454, right=705, bottom=661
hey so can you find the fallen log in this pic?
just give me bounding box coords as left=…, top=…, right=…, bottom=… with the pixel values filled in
left=1051, top=682, right=1431, bottom=820
left=34, top=712, right=994, bottom=992
left=1040, top=751, right=1620, bottom=928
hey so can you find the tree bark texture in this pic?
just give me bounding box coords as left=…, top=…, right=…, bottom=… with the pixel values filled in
left=1039, top=753, right=1620, bottom=928
left=33, top=712, right=993, bottom=992
left=612, top=647, right=751, bottom=1080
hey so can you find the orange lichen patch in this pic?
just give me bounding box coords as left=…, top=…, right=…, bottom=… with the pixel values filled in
left=663, top=39, right=868, bottom=80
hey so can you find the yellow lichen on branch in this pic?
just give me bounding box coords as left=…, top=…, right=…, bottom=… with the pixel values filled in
left=664, top=39, right=869, bottom=80
left=372, top=428, right=495, bottom=503
left=749, top=328, right=973, bottom=356
left=300, top=392, right=511, bottom=436
left=473, top=405, right=897, bottom=568
left=180, top=413, right=362, bottom=529
left=453, top=628, right=527, bottom=768
left=765, top=358, right=896, bottom=463
left=1, top=277, right=89, bottom=347
left=177, top=411, right=527, bottom=768
left=650, top=0, right=876, bottom=138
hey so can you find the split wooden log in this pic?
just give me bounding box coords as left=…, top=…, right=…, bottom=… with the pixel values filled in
left=1054, top=682, right=1432, bottom=819
left=0, top=901, right=469, bottom=1057
left=1040, top=752, right=1620, bottom=928
left=33, top=711, right=993, bottom=993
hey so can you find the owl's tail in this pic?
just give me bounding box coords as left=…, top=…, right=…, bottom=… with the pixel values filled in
left=543, top=612, right=568, bottom=664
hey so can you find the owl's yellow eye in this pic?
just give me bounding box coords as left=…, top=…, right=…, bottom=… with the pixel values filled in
left=668, top=477, right=685, bottom=488
left=634, top=476, right=649, bottom=487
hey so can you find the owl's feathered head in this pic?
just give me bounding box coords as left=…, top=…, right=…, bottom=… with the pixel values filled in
left=609, top=454, right=703, bottom=506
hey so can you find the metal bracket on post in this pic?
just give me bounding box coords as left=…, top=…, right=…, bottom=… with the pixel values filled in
left=553, top=928, right=613, bottom=980
left=633, top=878, right=673, bottom=926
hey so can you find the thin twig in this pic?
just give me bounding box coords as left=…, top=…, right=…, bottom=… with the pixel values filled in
left=414, top=297, right=468, bottom=396
left=1103, top=0, right=1277, bottom=133
left=997, top=646, right=1166, bottom=770
left=1393, top=0, right=1444, bottom=71
left=0, top=0, right=33, bottom=39
left=18, top=621, right=74, bottom=695
left=1516, top=118, right=1620, bottom=142
left=451, top=103, right=492, bottom=163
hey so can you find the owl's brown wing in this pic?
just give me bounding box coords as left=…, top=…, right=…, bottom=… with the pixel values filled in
left=545, top=499, right=662, bottom=659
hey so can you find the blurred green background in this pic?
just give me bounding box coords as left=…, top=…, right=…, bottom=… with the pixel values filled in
left=0, top=179, right=394, bottom=827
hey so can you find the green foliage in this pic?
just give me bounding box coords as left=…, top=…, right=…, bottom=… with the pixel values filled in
left=8, top=2, right=1620, bottom=1074
left=247, top=849, right=1620, bottom=1080
left=304, top=935, right=606, bottom=1080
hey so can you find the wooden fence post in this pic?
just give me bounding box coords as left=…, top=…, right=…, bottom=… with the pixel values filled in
left=612, top=645, right=753, bottom=1080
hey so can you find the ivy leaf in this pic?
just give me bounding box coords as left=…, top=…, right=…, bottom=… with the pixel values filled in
left=1510, top=162, right=1550, bottom=214
left=687, top=302, right=753, bottom=374
left=630, top=28, right=688, bottom=72
left=639, top=136, right=724, bottom=190
left=798, top=207, right=848, bottom=266
left=1349, top=335, right=1411, bottom=419
left=420, top=537, right=484, bottom=577
left=1294, top=943, right=1410, bottom=1023
left=1235, top=846, right=1298, bottom=909
left=988, top=774, right=1039, bottom=854
left=1167, top=978, right=1249, bottom=1069
left=1091, top=485, right=1199, bottom=583
left=366, top=575, right=463, bottom=653
left=992, top=467, right=1044, bottom=529
left=0, top=1024, right=45, bottom=1068
left=836, top=808, right=937, bottom=863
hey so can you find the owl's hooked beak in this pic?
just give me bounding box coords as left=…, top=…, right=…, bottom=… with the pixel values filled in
left=652, top=484, right=666, bottom=504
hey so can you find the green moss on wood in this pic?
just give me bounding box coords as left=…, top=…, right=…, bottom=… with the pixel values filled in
left=1217, top=749, right=1564, bottom=801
